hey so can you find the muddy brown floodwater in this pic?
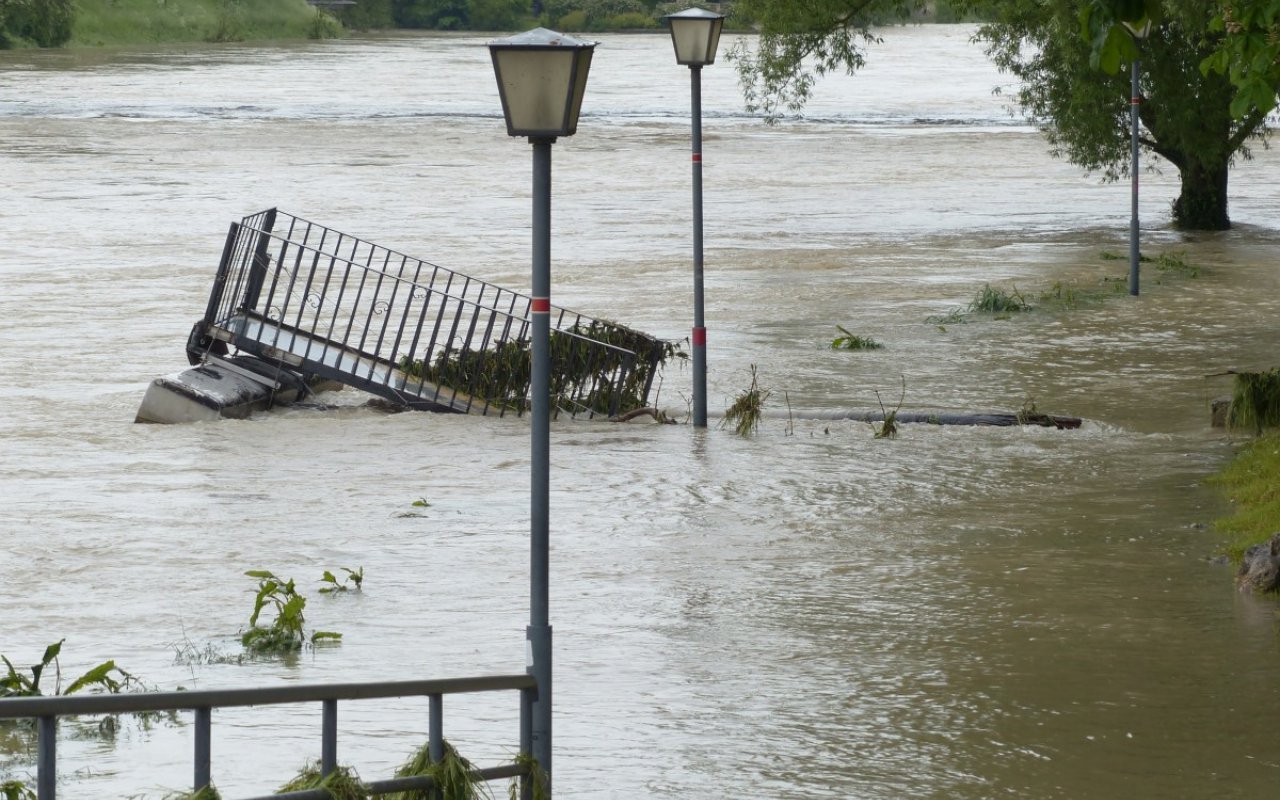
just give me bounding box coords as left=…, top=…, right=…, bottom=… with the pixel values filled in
left=2, top=24, right=1279, bottom=799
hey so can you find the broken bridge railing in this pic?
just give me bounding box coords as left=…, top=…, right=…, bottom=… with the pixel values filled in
left=187, top=209, right=675, bottom=417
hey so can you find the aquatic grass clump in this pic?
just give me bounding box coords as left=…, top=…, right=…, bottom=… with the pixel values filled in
left=164, top=785, right=222, bottom=800
left=1227, top=369, right=1280, bottom=434
left=1212, top=429, right=1280, bottom=561
left=967, top=284, right=1032, bottom=315
left=830, top=325, right=883, bottom=350
left=241, top=571, right=342, bottom=654
left=722, top=365, right=770, bottom=436
left=389, top=741, right=491, bottom=800
left=1, top=781, right=35, bottom=800
left=280, top=762, right=367, bottom=800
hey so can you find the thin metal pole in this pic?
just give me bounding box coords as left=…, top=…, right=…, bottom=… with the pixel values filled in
left=1129, top=57, right=1141, bottom=297
left=321, top=698, right=338, bottom=776
left=520, top=686, right=534, bottom=800
left=690, top=65, right=708, bottom=428
left=194, top=706, right=212, bottom=791
left=528, top=135, right=554, bottom=790
left=429, top=694, right=444, bottom=762
left=38, top=715, right=55, bottom=800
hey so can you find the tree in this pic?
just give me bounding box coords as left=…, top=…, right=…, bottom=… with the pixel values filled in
left=730, top=0, right=1277, bottom=231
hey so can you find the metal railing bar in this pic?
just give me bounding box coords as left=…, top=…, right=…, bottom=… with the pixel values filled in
left=237, top=763, right=527, bottom=800
left=0, top=674, right=535, bottom=719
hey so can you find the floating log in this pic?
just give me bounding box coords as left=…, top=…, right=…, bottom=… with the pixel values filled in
left=803, top=410, right=1083, bottom=429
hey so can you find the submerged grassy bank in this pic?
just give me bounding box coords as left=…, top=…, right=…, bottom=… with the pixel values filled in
left=70, top=0, right=333, bottom=47
left=1214, top=429, right=1280, bottom=560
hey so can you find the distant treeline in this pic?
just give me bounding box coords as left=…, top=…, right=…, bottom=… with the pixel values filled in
left=0, top=0, right=995, bottom=49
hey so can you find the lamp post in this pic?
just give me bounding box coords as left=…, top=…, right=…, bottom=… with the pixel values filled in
left=665, top=7, right=724, bottom=428
left=489, top=27, right=595, bottom=792
left=1123, top=18, right=1152, bottom=297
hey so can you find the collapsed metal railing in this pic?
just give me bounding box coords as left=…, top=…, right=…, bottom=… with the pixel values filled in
left=186, top=209, right=672, bottom=417
left=0, top=674, right=537, bottom=799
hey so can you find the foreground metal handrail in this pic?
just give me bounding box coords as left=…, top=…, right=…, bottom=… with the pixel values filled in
left=0, top=673, right=537, bottom=800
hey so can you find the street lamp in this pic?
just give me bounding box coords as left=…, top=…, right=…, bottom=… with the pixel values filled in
left=489, top=27, right=596, bottom=793
left=1123, top=17, right=1152, bottom=297
left=665, top=7, right=724, bottom=428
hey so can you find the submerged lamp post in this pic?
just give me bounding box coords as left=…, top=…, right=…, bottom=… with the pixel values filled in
left=1123, top=17, right=1152, bottom=297
left=665, top=7, right=724, bottom=429
left=489, top=27, right=595, bottom=791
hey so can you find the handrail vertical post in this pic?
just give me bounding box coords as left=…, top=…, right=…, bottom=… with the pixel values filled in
left=37, top=715, right=56, bottom=800
left=242, top=207, right=278, bottom=313
left=194, top=706, right=212, bottom=791
left=321, top=698, right=338, bottom=776
left=429, top=694, right=444, bottom=762
left=520, top=686, right=534, bottom=800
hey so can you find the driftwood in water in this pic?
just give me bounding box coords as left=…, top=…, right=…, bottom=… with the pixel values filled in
left=806, top=410, right=1083, bottom=429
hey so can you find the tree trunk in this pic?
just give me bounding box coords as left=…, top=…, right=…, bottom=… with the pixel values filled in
left=1172, top=159, right=1231, bottom=231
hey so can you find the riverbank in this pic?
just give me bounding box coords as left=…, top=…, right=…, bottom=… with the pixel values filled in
left=1215, top=429, right=1280, bottom=561
left=70, top=0, right=333, bottom=47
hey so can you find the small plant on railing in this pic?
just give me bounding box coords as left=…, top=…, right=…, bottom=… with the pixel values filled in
left=508, top=753, right=548, bottom=800
left=390, top=740, right=491, bottom=800
left=722, top=365, right=770, bottom=436
left=241, top=571, right=342, bottom=654
left=319, top=566, right=364, bottom=594
left=1, top=780, right=35, bottom=800
left=1, top=640, right=136, bottom=698
left=163, top=785, right=222, bottom=800
left=280, top=761, right=367, bottom=799
left=831, top=325, right=883, bottom=351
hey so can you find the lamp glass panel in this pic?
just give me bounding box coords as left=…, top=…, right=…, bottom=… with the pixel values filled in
left=494, top=48, right=577, bottom=135
left=670, top=19, right=715, bottom=65
left=565, top=50, right=594, bottom=136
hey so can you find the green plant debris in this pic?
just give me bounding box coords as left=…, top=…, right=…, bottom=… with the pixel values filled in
left=1226, top=369, right=1280, bottom=434
left=507, top=753, right=548, bottom=800
left=164, top=785, right=223, bottom=800
left=319, top=567, right=364, bottom=594
left=241, top=571, right=341, bottom=654
left=722, top=365, right=770, bottom=436
left=1, top=781, right=35, bottom=800
left=2, top=640, right=136, bottom=698
left=1212, top=429, right=1280, bottom=561
left=830, top=325, right=883, bottom=351
left=398, top=322, right=682, bottom=418
left=389, top=741, right=492, bottom=800
left=967, top=284, right=1032, bottom=315
left=873, top=378, right=907, bottom=440
left=280, top=762, right=368, bottom=800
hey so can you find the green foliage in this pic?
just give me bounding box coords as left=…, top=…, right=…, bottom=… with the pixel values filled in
left=1227, top=369, right=1280, bottom=434
left=507, top=753, right=548, bottom=800
left=308, top=8, right=343, bottom=38
left=967, top=284, right=1031, bottom=315
left=400, top=321, right=678, bottom=418
left=873, top=377, right=906, bottom=439
left=70, top=0, right=334, bottom=47
left=0, top=781, right=35, bottom=800
left=1212, top=428, right=1280, bottom=560
left=319, top=566, right=364, bottom=594
left=280, top=762, right=368, bottom=800
left=0, top=0, right=74, bottom=47
left=730, top=0, right=1269, bottom=229
left=830, top=325, right=883, bottom=350
left=722, top=365, right=770, bottom=436
left=389, top=741, right=492, bottom=800
left=241, top=570, right=342, bottom=653
left=395, top=0, right=529, bottom=30
left=1, top=640, right=135, bottom=698
left=972, top=0, right=1266, bottom=230
left=164, top=786, right=223, bottom=800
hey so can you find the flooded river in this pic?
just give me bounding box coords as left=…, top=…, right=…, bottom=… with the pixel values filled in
left=2, top=24, right=1279, bottom=799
